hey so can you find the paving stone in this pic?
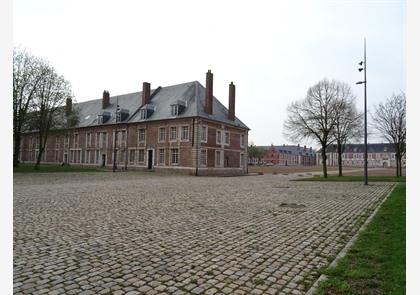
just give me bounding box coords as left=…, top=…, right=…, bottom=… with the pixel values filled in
left=13, top=173, right=393, bottom=294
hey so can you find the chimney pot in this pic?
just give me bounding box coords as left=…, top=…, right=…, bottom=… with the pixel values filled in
left=142, top=82, right=151, bottom=105
left=102, top=90, right=110, bottom=109
left=205, top=70, right=213, bottom=114
left=228, top=82, right=235, bottom=121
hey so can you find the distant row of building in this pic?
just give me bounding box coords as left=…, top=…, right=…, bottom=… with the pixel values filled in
left=250, top=143, right=405, bottom=168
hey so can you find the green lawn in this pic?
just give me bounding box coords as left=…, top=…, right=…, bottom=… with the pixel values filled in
left=296, top=175, right=406, bottom=182
left=14, top=163, right=103, bottom=173
left=315, top=182, right=406, bottom=295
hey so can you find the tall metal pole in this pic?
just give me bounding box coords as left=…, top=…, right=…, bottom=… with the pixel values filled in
left=363, top=38, right=368, bottom=185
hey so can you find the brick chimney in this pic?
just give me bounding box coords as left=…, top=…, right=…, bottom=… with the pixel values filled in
left=142, top=82, right=151, bottom=105
left=102, top=90, right=110, bottom=109
left=205, top=70, right=213, bottom=114
left=228, top=82, right=235, bottom=121
left=66, top=98, right=72, bottom=116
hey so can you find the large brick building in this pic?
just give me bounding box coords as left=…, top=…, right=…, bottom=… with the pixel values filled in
left=316, top=143, right=406, bottom=168
left=19, top=70, right=250, bottom=175
left=250, top=144, right=317, bottom=166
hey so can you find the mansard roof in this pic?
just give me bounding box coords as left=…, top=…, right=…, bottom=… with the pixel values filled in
left=323, top=143, right=396, bottom=153
left=73, top=81, right=249, bottom=130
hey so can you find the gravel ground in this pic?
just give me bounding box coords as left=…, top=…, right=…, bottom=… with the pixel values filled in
left=13, top=172, right=394, bottom=295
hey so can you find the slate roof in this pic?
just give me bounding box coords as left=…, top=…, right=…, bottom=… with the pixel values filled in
left=322, top=143, right=396, bottom=153
left=260, top=145, right=317, bottom=156
left=72, top=81, right=249, bottom=130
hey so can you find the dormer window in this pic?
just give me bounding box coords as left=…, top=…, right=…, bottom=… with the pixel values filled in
left=170, top=100, right=186, bottom=116
left=140, top=105, right=155, bottom=120
left=171, top=105, right=179, bottom=116
left=98, top=111, right=111, bottom=124
left=116, top=108, right=129, bottom=122
left=140, top=109, right=147, bottom=120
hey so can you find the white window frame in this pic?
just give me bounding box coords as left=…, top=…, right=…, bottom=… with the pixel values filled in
left=181, top=125, right=189, bottom=141
left=240, top=153, right=245, bottom=167
left=240, top=134, right=245, bottom=148
left=158, top=148, right=165, bottom=165
left=224, top=131, right=230, bottom=146
left=169, top=126, right=177, bottom=141
left=158, top=127, right=166, bottom=143
left=129, top=149, right=136, bottom=164
left=200, top=149, right=208, bottom=166
left=171, top=148, right=179, bottom=165
left=138, top=128, right=146, bottom=144
left=216, top=130, right=222, bottom=145
left=215, top=150, right=223, bottom=168
left=138, top=149, right=145, bottom=164
left=200, top=125, right=208, bottom=143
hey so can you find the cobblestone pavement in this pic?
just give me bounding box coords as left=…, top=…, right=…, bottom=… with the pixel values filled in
left=13, top=173, right=394, bottom=295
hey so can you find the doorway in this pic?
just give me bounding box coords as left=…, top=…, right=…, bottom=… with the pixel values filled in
left=147, top=149, right=154, bottom=170
left=64, top=153, right=68, bottom=164
left=101, top=154, right=106, bottom=167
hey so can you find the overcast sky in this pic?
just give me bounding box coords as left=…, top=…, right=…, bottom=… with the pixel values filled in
left=13, top=0, right=405, bottom=147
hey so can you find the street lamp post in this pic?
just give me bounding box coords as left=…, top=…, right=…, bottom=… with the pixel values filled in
left=356, top=38, right=368, bottom=185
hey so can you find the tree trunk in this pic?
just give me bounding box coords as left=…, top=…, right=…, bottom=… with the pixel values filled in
left=395, top=155, right=400, bottom=178
left=321, top=146, right=327, bottom=178
left=13, top=133, right=21, bottom=167
left=337, top=144, right=343, bottom=177
left=399, top=156, right=403, bottom=177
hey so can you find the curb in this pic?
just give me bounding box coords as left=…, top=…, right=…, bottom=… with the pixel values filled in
left=305, top=183, right=398, bottom=295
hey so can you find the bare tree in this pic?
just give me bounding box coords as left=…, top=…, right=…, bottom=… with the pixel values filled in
left=333, top=86, right=363, bottom=176
left=372, top=93, right=406, bottom=177
left=283, top=78, right=345, bottom=178
left=13, top=48, right=46, bottom=167
left=30, top=65, right=74, bottom=169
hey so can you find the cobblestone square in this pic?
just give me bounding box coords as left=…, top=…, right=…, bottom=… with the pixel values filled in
left=14, top=173, right=393, bottom=295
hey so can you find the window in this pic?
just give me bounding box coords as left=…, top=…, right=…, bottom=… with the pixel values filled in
left=74, top=133, right=79, bottom=148
left=216, top=150, right=221, bottom=167
left=159, top=149, right=165, bottom=165
left=171, top=105, right=178, bottom=116
left=200, top=149, right=207, bottom=166
left=55, top=150, right=59, bottom=162
left=171, top=148, right=179, bottom=165
left=138, top=129, right=146, bottom=143
left=181, top=126, right=189, bottom=140
left=86, top=150, right=91, bottom=164
left=96, top=132, right=100, bottom=147
left=119, top=150, right=125, bottom=163
left=138, top=149, right=145, bottom=163
left=224, top=132, right=230, bottom=145
left=55, top=136, right=60, bottom=148
left=140, top=109, right=147, bottom=120
left=170, top=126, right=177, bottom=140
left=159, top=127, right=166, bottom=142
left=240, top=153, right=245, bottom=167
left=86, top=133, right=91, bottom=147
left=216, top=130, right=222, bottom=144
left=129, top=150, right=135, bottom=163
left=240, top=134, right=245, bottom=147
left=121, top=130, right=126, bottom=142
left=200, top=126, right=207, bottom=142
